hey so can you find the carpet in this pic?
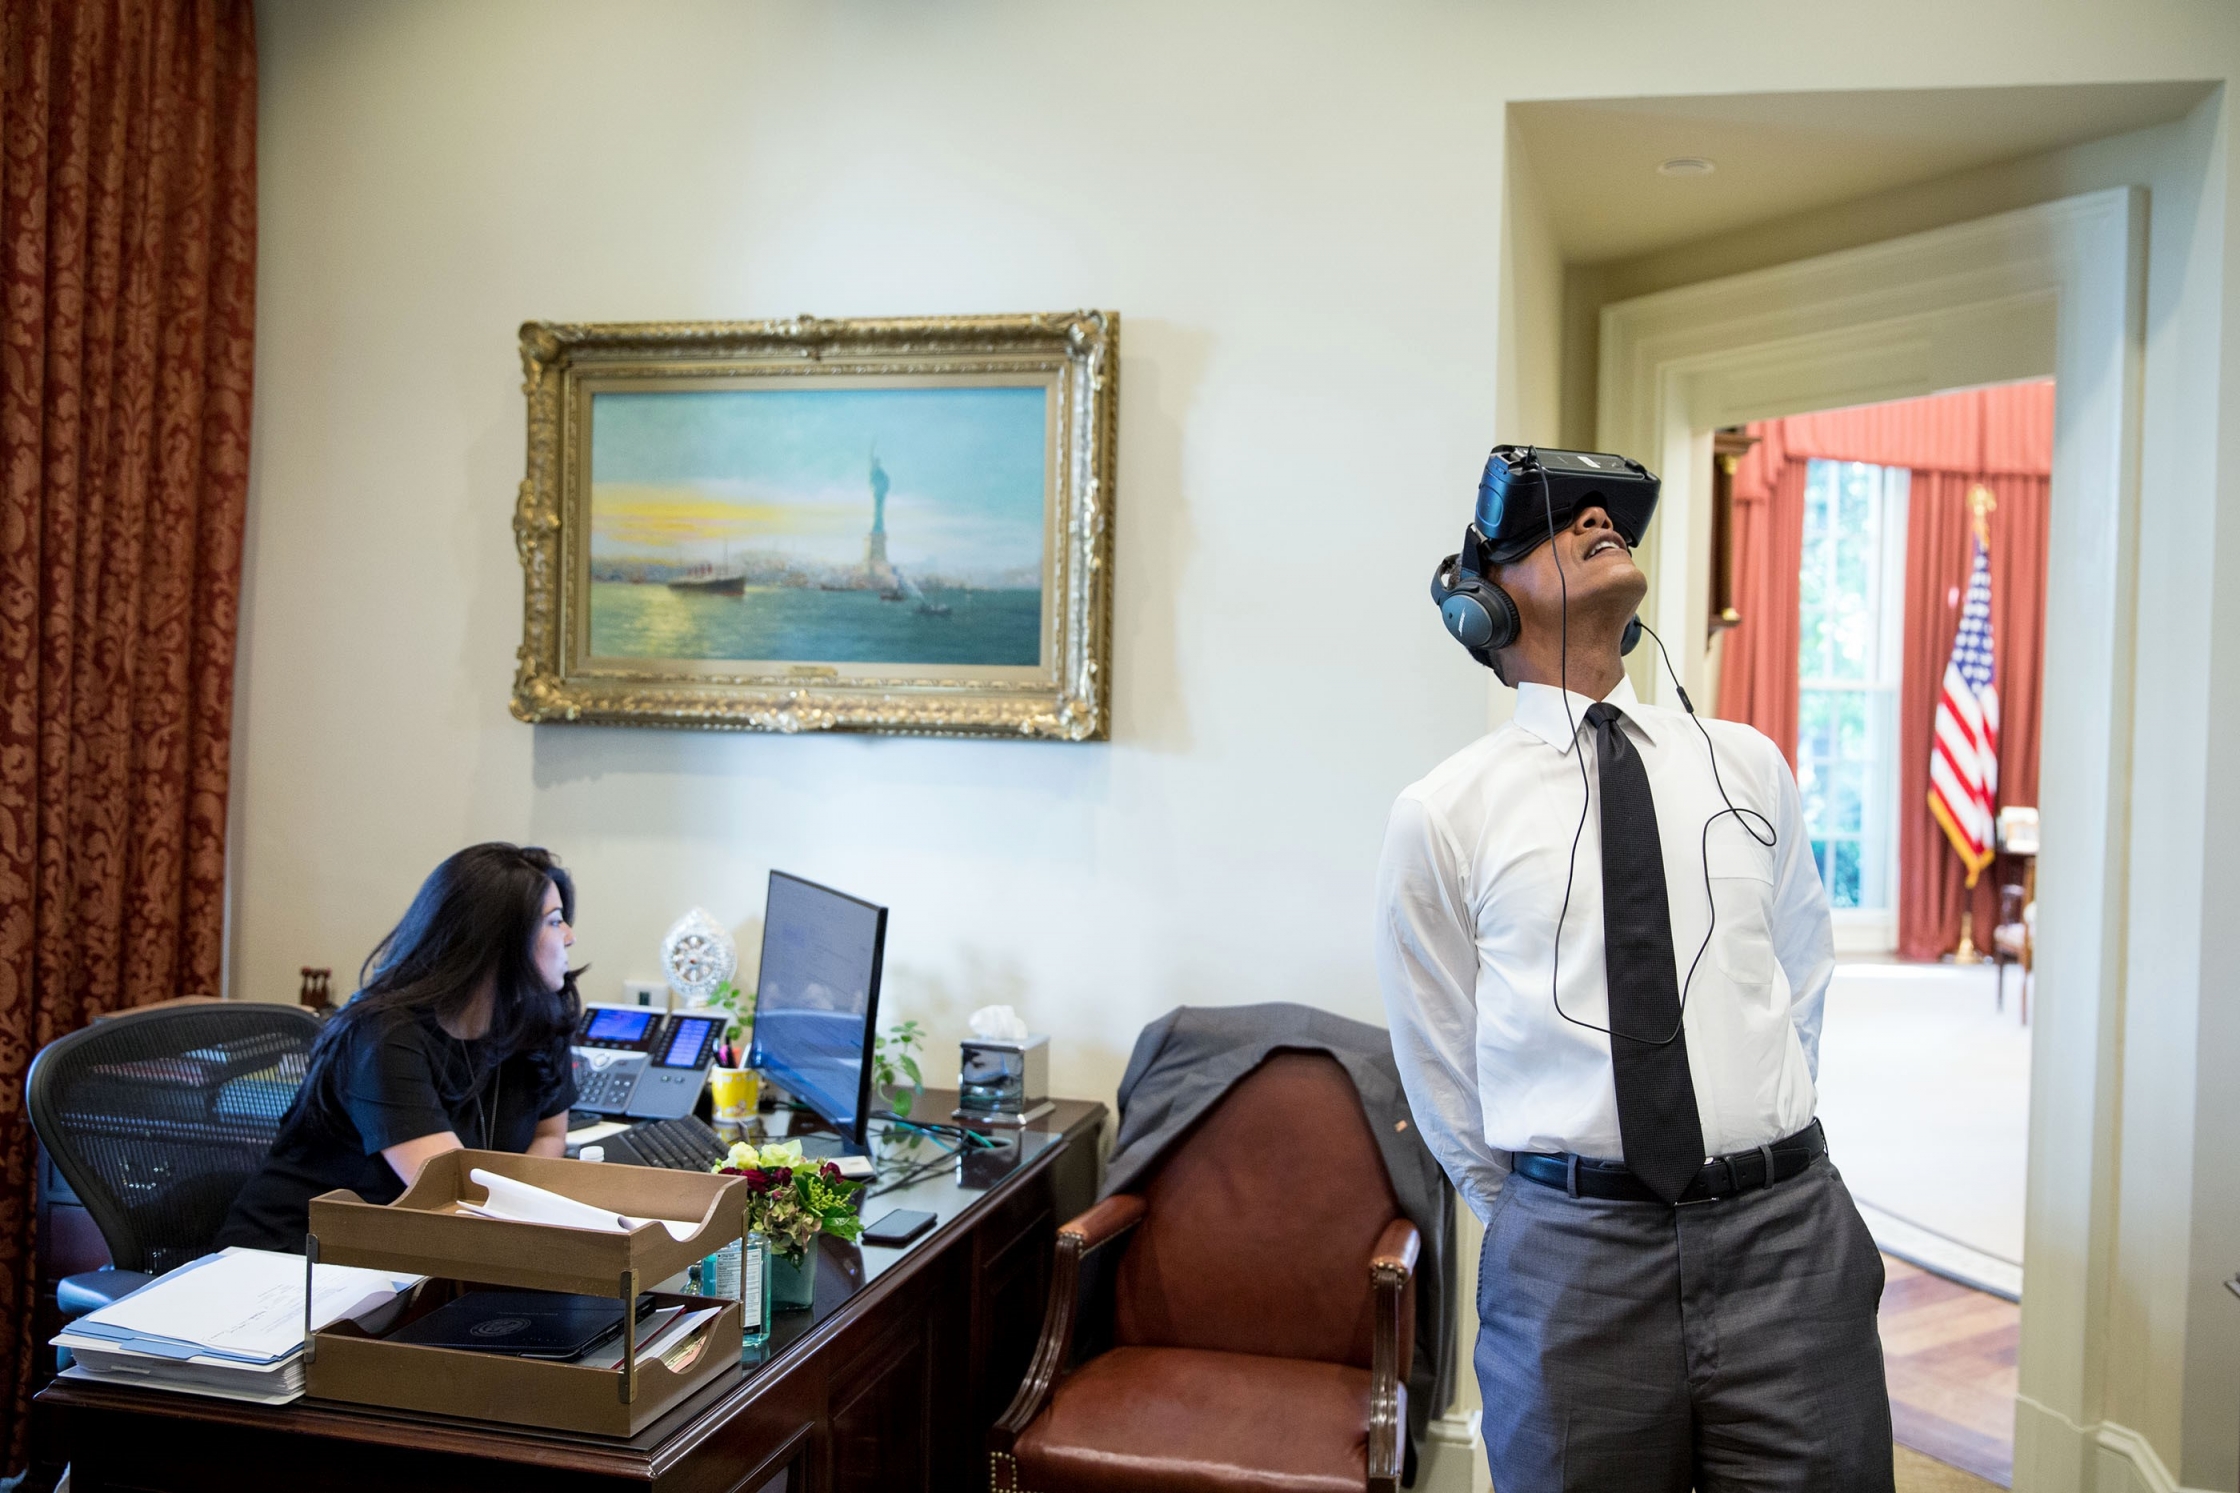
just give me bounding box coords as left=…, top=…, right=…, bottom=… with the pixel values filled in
left=1815, top=960, right=2030, bottom=1291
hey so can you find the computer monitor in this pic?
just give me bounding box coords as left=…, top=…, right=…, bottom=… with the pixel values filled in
left=747, top=872, right=887, bottom=1149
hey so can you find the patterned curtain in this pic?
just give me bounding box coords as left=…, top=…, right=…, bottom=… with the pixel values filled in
left=1714, top=421, right=1808, bottom=772
left=0, top=0, right=255, bottom=1464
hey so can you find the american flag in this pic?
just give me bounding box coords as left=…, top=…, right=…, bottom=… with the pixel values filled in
left=1929, top=516, right=2000, bottom=886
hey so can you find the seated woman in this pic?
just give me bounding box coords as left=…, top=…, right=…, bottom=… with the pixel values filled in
left=218, top=842, right=583, bottom=1253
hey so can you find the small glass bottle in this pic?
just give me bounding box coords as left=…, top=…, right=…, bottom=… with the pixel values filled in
left=708, top=1239, right=742, bottom=1300
left=739, top=1230, right=772, bottom=1351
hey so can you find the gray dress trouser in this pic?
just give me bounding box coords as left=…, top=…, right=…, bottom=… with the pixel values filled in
left=1475, top=1155, right=1896, bottom=1493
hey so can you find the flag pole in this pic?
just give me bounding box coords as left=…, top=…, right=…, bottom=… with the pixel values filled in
left=1951, top=484, right=1998, bottom=964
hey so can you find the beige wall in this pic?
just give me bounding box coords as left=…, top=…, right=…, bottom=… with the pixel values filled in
left=1498, top=135, right=1565, bottom=450
left=245, top=3, right=2240, bottom=1487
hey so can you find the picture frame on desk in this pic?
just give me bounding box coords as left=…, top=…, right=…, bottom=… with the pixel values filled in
left=510, top=313, right=1119, bottom=741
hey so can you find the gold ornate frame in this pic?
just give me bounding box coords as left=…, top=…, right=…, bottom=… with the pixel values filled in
left=511, top=312, right=1117, bottom=739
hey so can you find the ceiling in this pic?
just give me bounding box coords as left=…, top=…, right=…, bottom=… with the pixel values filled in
left=1512, top=82, right=2216, bottom=265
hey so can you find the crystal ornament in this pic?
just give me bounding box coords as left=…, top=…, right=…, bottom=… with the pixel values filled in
left=661, top=907, right=737, bottom=1001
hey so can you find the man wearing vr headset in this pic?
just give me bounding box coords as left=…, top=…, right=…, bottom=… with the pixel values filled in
left=1375, top=447, right=1890, bottom=1492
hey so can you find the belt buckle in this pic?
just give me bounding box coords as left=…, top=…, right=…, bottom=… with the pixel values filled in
left=1673, top=1153, right=1748, bottom=1207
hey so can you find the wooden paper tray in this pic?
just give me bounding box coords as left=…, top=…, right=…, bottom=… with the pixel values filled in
left=307, top=1287, right=742, bottom=1437
left=307, top=1149, right=745, bottom=1295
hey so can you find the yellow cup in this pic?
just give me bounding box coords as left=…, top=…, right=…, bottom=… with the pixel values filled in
left=709, top=1067, right=759, bottom=1121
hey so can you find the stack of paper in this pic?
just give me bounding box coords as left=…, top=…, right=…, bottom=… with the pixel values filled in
left=55, top=1247, right=422, bottom=1405
left=573, top=1305, right=722, bottom=1374
left=457, top=1169, right=701, bottom=1241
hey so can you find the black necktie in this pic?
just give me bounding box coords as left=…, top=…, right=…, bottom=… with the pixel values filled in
left=1584, top=701, right=1706, bottom=1203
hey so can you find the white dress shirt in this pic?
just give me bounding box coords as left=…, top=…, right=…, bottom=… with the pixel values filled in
left=1374, top=674, right=1834, bottom=1223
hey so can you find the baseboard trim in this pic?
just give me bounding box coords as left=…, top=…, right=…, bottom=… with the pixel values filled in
left=1425, top=1409, right=1481, bottom=1447
left=2013, top=1395, right=2208, bottom=1493
left=2092, top=1421, right=2194, bottom=1493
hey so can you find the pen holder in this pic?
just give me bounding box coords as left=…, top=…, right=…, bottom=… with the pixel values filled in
left=709, top=1067, right=759, bottom=1122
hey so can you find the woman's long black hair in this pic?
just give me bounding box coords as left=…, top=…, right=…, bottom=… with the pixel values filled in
left=304, top=843, right=583, bottom=1122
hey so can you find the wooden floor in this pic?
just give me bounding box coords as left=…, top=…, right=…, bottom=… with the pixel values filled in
left=1881, top=1254, right=2020, bottom=1488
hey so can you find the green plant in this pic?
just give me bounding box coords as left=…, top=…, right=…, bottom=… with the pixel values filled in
left=870, top=1019, right=926, bottom=1117
left=708, top=977, right=755, bottom=1047
left=714, top=1140, right=865, bottom=1262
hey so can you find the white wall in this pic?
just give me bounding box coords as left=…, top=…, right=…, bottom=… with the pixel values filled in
left=244, top=4, right=2240, bottom=1486
left=239, top=0, right=1506, bottom=1101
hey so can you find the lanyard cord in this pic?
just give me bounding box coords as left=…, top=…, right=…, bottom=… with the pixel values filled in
left=453, top=1034, right=501, bottom=1150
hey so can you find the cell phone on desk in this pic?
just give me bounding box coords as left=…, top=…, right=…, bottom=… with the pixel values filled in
left=862, top=1209, right=937, bottom=1246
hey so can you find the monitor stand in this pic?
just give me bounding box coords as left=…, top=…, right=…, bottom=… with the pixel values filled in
left=796, top=1132, right=869, bottom=1161
left=756, top=1084, right=866, bottom=1158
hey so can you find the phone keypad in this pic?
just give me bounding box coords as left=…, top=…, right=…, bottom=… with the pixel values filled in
left=572, top=1048, right=644, bottom=1112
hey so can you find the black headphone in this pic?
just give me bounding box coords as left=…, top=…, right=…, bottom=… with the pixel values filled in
left=1429, top=523, right=1642, bottom=668
left=1428, top=526, right=1518, bottom=665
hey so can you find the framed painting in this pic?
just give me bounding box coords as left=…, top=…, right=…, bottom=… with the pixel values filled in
left=511, top=312, right=1117, bottom=739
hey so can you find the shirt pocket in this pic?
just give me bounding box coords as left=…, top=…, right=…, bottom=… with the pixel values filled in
left=1707, top=838, right=1777, bottom=986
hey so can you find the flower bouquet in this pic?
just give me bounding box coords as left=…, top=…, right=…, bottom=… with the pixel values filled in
left=715, top=1139, right=865, bottom=1309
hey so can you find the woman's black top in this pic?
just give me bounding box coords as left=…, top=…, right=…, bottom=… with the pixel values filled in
left=216, top=1005, right=576, bottom=1254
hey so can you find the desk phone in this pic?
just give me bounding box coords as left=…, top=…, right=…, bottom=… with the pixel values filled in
left=570, top=1005, right=723, bottom=1121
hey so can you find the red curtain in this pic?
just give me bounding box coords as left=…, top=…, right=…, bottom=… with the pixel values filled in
left=1716, top=423, right=1807, bottom=770
left=0, top=0, right=256, bottom=1465
left=1713, top=383, right=2052, bottom=959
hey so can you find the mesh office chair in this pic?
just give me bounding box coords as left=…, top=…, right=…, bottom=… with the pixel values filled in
left=27, top=1002, right=321, bottom=1313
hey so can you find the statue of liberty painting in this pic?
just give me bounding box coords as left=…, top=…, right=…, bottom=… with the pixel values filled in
left=585, top=385, right=1046, bottom=668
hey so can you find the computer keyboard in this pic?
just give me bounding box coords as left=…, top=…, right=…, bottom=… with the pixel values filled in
left=592, top=1116, right=732, bottom=1172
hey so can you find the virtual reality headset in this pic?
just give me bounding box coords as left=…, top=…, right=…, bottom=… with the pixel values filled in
left=1472, top=445, right=1661, bottom=566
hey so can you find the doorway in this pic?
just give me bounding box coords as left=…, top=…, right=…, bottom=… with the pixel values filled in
left=1595, top=186, right=2144, bottom=1492
left=1708, top=382, right=2051, bottom=1483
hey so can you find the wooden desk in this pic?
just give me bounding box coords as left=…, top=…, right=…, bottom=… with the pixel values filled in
left=38, top=1093, right=1105, bottom=1493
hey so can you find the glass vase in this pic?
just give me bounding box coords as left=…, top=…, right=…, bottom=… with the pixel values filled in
left=771, top=1247, right=816, bottom=1311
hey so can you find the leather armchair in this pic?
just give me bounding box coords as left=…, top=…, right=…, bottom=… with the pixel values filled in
left=991, top=1052, right=1420, bottom=1493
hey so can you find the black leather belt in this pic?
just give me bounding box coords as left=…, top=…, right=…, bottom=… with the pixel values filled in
left=1511, top=1120, right=1826, bottom=1205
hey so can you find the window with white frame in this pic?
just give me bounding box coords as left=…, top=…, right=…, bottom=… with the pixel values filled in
left=1797, top=459, right=1908, bottom=914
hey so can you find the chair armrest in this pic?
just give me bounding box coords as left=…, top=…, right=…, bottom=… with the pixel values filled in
left=1062, top=1193, right=1149, bottom=1252
left=1371, top=1218, right=1420, bottom=1281
left=1367, top=1218, right=1419, bottom=1493
left=990, top=1194, right=1149, bottom=1455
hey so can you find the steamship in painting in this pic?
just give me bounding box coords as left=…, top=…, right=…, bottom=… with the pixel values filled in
left=586, top=385, right=1043, bottom=667
left=665, top=553, right=747, bottom=596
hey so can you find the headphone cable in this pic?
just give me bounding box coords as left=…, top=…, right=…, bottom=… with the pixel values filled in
left=1534, top=460, right=1777, bottom=1048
